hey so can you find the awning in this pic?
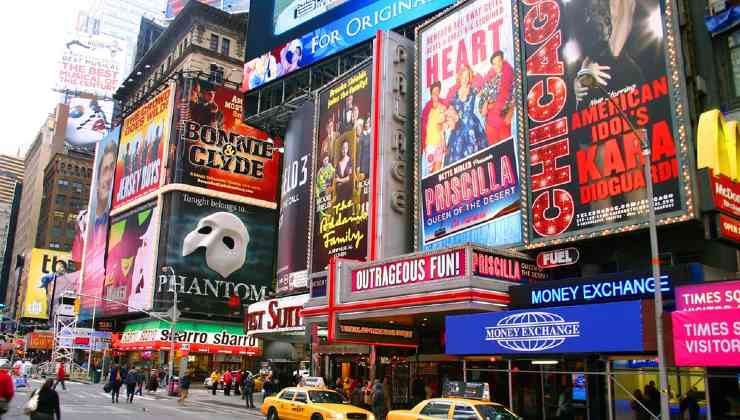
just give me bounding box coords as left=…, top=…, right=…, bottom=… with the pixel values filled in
left=706, top=6, right=740, bottom=36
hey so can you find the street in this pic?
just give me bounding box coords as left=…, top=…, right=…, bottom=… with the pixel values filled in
left=4, top=379, right=266, bottom=419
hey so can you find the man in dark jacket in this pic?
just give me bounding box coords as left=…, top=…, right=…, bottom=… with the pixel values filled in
left=243, top=375, right=255, bottom=409
left=179, top=370, right=191, bottom=404
left=125, top=368, right=138, bottom=403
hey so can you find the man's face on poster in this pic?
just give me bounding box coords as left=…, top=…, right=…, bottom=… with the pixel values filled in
left=445, top=107, right=459, bottom=128
left=492, top=55, right=503, bottom=74
left=203, top=90, right=215, bottom=103
left=97, top=150, right=116, bottom=213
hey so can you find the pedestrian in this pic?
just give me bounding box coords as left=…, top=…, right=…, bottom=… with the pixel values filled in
left=383, top=377, right=392, bottom=413
left=210, top=370, right=220, bottom=395
left=372, top=379, right=386, bottom=420
left=125, top=367, right=138, bottom=403
left=223, top=370, right=233, bottom=396
left=136, top=368, right=144, bottom=396
left=234, top=370, right=242, bottom=396
left=243, top=374, right=255, bottom=409
left=645, top=381, right=660, bottom=417
left=631, top=389, right=650, bottom=420
left=351, top=381, right=364, bottom=407
left=680, top=387, right=701, bottom=420
left=108, top=364, right=123, bottom=403
left=178, top=369, right=191, bottom=404
left=412, top=376, right=425, bottom=406
left=53, top=363, right=65, bottom=391
left=28, top=378, right=61, bottom=420
left=147, top=369, right=159, bottom=393
left=0, top=363, right=15, bottom=419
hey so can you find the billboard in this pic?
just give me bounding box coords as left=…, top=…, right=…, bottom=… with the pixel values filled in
left=175, top=79, right=280, bottom=203
left=55, top=32, right=126, bottom=97
left=310, top=63, right=372, bottom=273
left=101, top=204, right=159, bottom=317
left=521, top=0, right=694, bottom=244
left=165, top=0, right=250, bottom=19
left=675, top=280, right=740, bottom=312
left=417, top=0, right=523, bottom=251
left=277, top=101, right=315, bottom=294
left=155, top=192, right=276, bottom=318
left=20, top=249, right=76, bottom=320
left=80, top=127, right=120, bottom=317
left=672, top=308, right=740, bottom=367
left=273, top=0, right=355, bottom=35
left=112, top=86, right=174, bottom=209
left=65, top=97, right=114, bottom=145
left=241, top=0, right=454, bottom=92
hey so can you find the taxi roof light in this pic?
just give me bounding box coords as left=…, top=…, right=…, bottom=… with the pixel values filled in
left=442, top=381, right=490, bottom=401
left=298, top=376, right=327, bottom=388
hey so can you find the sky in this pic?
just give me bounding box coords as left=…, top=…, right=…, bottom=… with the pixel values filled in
left=0, top=1, right=92, bottom=157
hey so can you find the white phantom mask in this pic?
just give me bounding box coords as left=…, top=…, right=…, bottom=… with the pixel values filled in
left=182, top=212, right=249, bottom=278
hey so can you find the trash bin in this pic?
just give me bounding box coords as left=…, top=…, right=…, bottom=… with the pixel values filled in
left=168, top=377, right=180, bottom=396
left=93, top=369, right=102, bottom=384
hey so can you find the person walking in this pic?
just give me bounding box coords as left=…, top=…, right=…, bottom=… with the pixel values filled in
left=234, top=370, right=242, bottom=396
left=29, top=378, right=61, bottom=420
left=108, top=364, right=123, bottom=403
left=243, top=374, right=255, bottom=409
left=147, top=369, right=159, bottom=393
left=372, top=380, right=386, bottom=420
left=210, top=370, right=220, bottom=395
left=630, top=389, right=650, bottom=420
left=53, top=363, right=66, bottom=391
left=135, top=368, right=144, bottom=396
left=125, top=368, right=138, bottom=403
left=0, top=363, right=15, bottom=419
left=178, top=370, right=191, bottom=404
left=223, top=370, right=233, bottom=396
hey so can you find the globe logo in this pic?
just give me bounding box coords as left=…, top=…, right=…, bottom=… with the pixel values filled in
left=485, top=311, right=581, bottom=352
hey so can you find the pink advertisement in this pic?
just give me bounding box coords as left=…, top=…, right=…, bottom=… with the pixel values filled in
left=672, top=308, right=740, bottom=367
left=351, top=249, right=466, bottom=292
left=676, top=280, right=740, bottom=311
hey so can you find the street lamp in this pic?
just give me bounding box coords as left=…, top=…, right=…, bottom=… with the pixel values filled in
left=161, top=266, right=179, bottom=389
left=576, top=68, right=670, bottom=420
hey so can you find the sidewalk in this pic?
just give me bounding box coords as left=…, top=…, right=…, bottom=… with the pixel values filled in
left=167, top=387, right=266, bottom=413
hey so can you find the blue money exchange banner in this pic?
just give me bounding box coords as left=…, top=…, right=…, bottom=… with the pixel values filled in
left=445, top=300, right=644, bottom=355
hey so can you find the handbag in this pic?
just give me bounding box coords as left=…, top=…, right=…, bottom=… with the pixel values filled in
left=103, top=382, right=112, bottom=393
left=0, top=399, right=8, bottom=414
left=23, top=389, right=39, bottom=415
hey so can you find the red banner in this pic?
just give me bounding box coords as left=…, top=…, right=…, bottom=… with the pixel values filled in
left=709, top=171, right=740, bottom=218
left=351, top=249, right=466, bottom=292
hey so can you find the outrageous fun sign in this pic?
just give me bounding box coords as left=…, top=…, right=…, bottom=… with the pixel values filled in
left=176, top=79, right=280, bottom=203
left=521, top=0, right=692, bottom=244
left=311, top=63, right=372, bottom=272
left=417, top=0, right=523, bottom=250
left=351, top=249, right=466, bottom=292
left=113, top=87, right=173, bottom=209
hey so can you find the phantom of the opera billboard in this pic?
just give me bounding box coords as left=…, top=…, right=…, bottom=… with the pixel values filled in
left=101, top=204, right=159, bottom=317
left=80, top=127, right=120, bottom=318
left=417, top=0, right=524, bottom=250
left=310, top=63, right=373, bottom=273
left=112, top=86, right=174, bottom=209
left=521, top=0, right=694, bottom=245
left=155, top=192, right=276, bottom=318
left=174, top=79, right=280, bottom=203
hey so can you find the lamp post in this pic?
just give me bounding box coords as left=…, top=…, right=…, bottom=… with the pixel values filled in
left=576, top=68, right=670, bottom=420
left=161, top=266, right=178, bottom=388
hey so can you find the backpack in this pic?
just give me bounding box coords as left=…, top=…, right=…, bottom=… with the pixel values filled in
left=126, top=371, right=138, bottom=385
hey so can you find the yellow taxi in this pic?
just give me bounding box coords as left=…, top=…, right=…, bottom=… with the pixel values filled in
left=262, top=382, right=375, bottom=420
left=387, top=383, right=521, bottom=420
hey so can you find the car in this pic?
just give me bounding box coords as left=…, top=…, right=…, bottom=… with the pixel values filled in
left=387, top=398, right=521, bottom=420
left=262, top=386, right=375, bottom=420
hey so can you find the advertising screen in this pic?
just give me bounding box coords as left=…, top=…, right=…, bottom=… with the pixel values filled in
left=155, top=192, right=276, bottom=318
left=101, top=205, right=158, bottom=317
left=311, top=63, right=372, bottom=273
left=672, top=308, right=740, bottom=367
left=417, top=0, right=523, bottom=250
left=80, top=127, right=120, bottom=318
left=175, top=79, right=280, bottom=203
left=165, top=0, right=250, bottom=18
left=277, top=101, right=315, bottom=294
left=21, top=249, right=76, bottom=320
left=112, top=86, right=173, bottom=209
left=521, top=0, right=692, bottom=244
left=65, top=97, right=114, bottom=145
left=55, top=32, right=127, bottom=97
left=242, top=0, right=454, bottom=92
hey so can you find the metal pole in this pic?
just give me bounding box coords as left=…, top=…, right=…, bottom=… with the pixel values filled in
left=168, top=274, right=178, bottom=385
left=86, top=295, right=97, bottom=378
left=462, top=360, right=467, bottom=382
left=508, top=360, right=513, bottom=410
left=704, top=369, right=712, bottom=420
left=606, top=361, right=614, bottom=420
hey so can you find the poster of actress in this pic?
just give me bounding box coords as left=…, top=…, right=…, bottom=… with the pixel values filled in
left=418, top=0, right=522, bottom=250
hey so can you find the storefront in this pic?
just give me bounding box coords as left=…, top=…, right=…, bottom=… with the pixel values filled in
left=246, top=294, right=310, bottom=385
left=302, top=245, right=542, bottom=406
left=114, top=319, right=260, bottom=380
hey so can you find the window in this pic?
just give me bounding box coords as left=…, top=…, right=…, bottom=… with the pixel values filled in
left=294, top=392, right=307, bottom=403
left=50, top=242, right=60, bottom=249
left=57, top=179, right=69, bottom=189
left=453, top=404, right=478, bottom=420
left=210, top=64, right=224, bottom=84
left=51, top=227, right=62, bottom=238
left=221, top=38, right=230, bottom=56
left=730, top=30, right=740, bottom=97
left=474, top=404, right=518, bottom=420
left=420, top=401, right=452, bottom=419
left=280, top=390, right=295, bottom=401
left=55, top=195, right=65, bottom=205
left=210, top=34, right=219, bottom=51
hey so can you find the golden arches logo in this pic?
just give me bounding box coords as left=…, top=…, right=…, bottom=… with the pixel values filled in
left=697, top=109, right=740, bottom=180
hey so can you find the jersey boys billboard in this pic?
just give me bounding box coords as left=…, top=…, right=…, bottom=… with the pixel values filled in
left=175, top=79, right=280, bottom=203
left=417, top=0, right=523, bottom=250
left=112, top=86, right=174, bottom=209
left=521, top=0, right=693, bottom=243
left=311, top=63, right=372, bottom=272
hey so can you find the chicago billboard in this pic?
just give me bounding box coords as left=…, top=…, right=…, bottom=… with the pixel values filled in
left=174, top=79, right=280, bottom=203
left=276, top=101, right=315, bottom=294
left=242, top=0, right=454, bottom=92
left=155, top=192, right=276, bottom=318
left=417, top=0, right=523, bottom=251
left=55, top=32, right=127, bottom=97
left=112, top=86, right=174, bottom=209
left=21, top=249, right=76, bottom=320
left=80, top=127, right=120, bottom=317
left=65, top=97, right=114, bottom=145
left=521, top=0, right=694, bottom=244
left=310, top=63, right=372, bottom=273
left=102, top=204, right=159, bottom=317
